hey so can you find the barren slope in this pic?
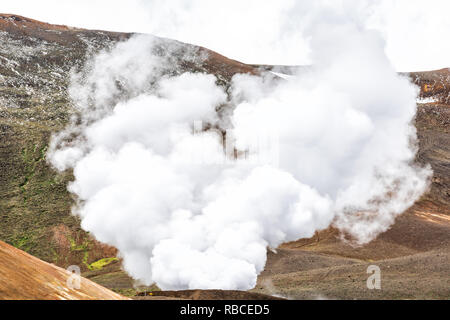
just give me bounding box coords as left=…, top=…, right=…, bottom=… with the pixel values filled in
left=0, top=240, right=128, bottom=300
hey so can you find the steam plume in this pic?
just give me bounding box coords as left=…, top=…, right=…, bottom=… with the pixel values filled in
left=48, top=2, right=431, bottom=290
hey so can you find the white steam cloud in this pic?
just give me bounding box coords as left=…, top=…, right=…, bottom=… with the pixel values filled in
left=48, top=2, right=431, bottom=290
left=2, top=0, right=450, bottom=71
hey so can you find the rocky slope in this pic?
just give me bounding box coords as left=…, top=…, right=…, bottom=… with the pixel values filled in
left=0, top=240, right=128, bottom=299
left=0, top=14, right=448, bottom=299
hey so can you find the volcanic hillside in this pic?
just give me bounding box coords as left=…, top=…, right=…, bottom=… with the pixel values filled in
left=0, top=240, right=128, bottom=299
left=0, top=14, right=448, bottom=299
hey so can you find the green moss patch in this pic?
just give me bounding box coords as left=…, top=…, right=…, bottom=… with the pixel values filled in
left=88, top=257, right=119, bottom=271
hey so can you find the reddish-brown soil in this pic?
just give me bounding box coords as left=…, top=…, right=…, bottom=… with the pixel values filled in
left=0, top=240, right=128, bottom=300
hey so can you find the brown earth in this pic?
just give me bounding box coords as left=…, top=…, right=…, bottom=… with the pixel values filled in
left=0, top=240, right=128, bottom=300
left=409, top=68, right=450, bottom=105
left=252, top=205, right=450, bottom=299
left=0, top=14, right=448, bottom=300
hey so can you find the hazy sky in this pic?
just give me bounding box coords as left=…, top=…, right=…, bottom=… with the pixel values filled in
left=1, top=0, right=449, bottom=72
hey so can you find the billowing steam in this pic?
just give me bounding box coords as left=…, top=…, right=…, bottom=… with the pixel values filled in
left=48, top=3, right=431, bottom=290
